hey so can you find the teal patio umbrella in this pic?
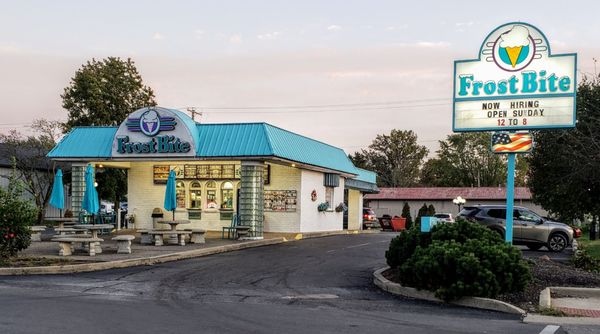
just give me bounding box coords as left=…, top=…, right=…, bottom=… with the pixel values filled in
left=164, top=170, right=177, bottom=220
left=82, top=164, right=100, bottom=223
left=48, top=168, right=65, bottom=217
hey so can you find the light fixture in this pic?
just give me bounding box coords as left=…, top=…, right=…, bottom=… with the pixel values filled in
left=291, top=164, right=296, bottom=167
left=94, top=182, right=98, bottom=187
left=97, top=164, right=104, bottom=168
left=452, top=196, right=466, bottom=212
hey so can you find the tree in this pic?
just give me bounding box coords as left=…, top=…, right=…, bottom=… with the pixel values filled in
left=427, top=204, right=436, bottom=216
left=528, top=76, right=600, bottom=222
left=415, top=203, right=429, bottom=228
left=401, top=202, right=413, bottom=229
left=420, top=132, right=507, bottom=187
left=62, top=57, right=156, bottom=207
left=62, top=57, right=156, bottom=130
left=349, top=130, right=428, bottom=187
left=0, top=119, right=63, bottom=223
left=0, top=164, right=38, bottom=260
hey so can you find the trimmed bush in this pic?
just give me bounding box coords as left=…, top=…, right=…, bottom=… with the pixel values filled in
left=385, top=220, right=531, bottom=301
left=0, top=170, right=38, bottom=259
left=401, top=202, right=413, bottom=229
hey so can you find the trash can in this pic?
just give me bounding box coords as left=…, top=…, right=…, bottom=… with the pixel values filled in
left=152, top=208, right=165, bottom=229
left=379, top=215, right=392, bottom=231
left=390, top=216, right=406, bottom=231
left=120, top=210, right=128, bottom=228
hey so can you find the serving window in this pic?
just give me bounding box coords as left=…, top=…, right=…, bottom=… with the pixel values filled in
left=176, top=181, right=186, bottom=208
left=221, top=181, right=234, bottom=209
left=189, top=181, right=202, bottom=209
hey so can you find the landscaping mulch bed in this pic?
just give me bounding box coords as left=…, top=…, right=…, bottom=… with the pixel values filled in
left=0, top=257, right=88, bottom=268
left=499, top=257, right=600, bottom=312
left=383, top=257, right=600, bottom=313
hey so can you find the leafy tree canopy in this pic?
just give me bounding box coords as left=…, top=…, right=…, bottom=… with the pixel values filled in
left=62, top=57, right=156, bottom=130
left=419, top=132, right=525, bottom=187
left=349, top=130, right=428, bottom=187
left=528, top=77, right=600, bottom=221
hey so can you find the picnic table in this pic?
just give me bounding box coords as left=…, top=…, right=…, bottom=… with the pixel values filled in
left=73, top=224, right=113, bottom=254
left=45, top=217, right=78, bottom=229
left=157, top=220, right=190, bottom=244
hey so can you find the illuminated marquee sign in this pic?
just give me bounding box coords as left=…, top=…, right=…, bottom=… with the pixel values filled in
left=453, top=22, right=577, bottom=131
left=112, top=107, right=197, bottom=157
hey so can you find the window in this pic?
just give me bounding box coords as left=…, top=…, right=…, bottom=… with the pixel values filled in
left=176, top=181, right=186, bottom=208
left=189, top=181, right=202, bottom=209
left=206, top=181, right=217, bottom=209
left=518, top=209, right=541, bottom=223
left=325, top=187, right=334, bottom=207
left=487, top=209, right=506, bottom=219
left=221, top=181, right=234, bottom=209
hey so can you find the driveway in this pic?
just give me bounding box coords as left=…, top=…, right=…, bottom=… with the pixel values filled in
left=0, top=234, right=557, bottom=334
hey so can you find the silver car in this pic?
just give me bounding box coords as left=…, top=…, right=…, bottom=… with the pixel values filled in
left=457, top=205, right=574, bottom=252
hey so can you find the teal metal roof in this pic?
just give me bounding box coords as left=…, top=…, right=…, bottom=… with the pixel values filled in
left=48, top=127, right=117, bottom=158
left=263, top=124, right=357, bottom=174
left=353, top=167, right=377, bottom=184
left=48, top=122, right=371, bottom=177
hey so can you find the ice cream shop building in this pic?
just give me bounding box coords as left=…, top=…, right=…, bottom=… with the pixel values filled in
left=48, top=107, right=378, bottom=238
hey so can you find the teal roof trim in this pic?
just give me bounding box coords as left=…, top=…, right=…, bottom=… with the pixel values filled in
left=263, top=124, right=357, bottom=174
left=47, top=127, right=117, bottom=158
left=354, top=167, right=377, bottom=184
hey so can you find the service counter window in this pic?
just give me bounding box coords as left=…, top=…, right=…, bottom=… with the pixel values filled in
left=206, top=181, right=218, bottom=209
left=189, top=181, right=202, bottom=209
left=176, top=181, right=186, bottom=208
left=221, top=181, right=234, bottom=210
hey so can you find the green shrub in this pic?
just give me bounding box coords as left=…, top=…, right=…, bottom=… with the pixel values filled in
left=385, top=227, right=431, bottom=268
left=0, top=169, right=38, bottom=259
left=571, top=248, right=600, bottom=273
left=385, top=220, right=531, bottom=301
left=401, top=202, right=413, bottom=229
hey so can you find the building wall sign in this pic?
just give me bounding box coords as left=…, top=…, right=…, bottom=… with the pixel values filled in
left=112, top=107, right=197, bottom=157
left=453, top=22, right=577, bottom=132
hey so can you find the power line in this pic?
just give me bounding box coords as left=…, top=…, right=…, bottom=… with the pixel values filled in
left=201, top=102, right=450, bottom=114
left=200, top=97, right=451, bottom=110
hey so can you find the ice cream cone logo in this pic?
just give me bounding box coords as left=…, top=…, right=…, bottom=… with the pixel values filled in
left=140, top=109, right=161, bottom=136
left=493, top=25, right=534, bottom=71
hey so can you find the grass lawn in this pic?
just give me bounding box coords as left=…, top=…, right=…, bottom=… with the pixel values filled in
left=578, top=233, right=600, bottom=259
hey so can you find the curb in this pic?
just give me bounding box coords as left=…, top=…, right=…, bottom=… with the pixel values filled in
left=0, top=238, right=286, bottom=275
left=373, top=267, right=526, bottom=315
left=0, top=229, right=379, bottom=276
left=523, top=314, right=600, bottom=325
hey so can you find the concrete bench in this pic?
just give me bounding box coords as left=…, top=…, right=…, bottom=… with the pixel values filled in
left=51, top=237, right=103, bottom=256
left=235, top=226, right=251, bottom=239
left=30, top=226, right=46, bottom=242
left=137, top=229, right=153, bottom=245
left=149, top=230, right=192, bottom=246
left=184, top=229, right=206, bottom=244
left=111, top=235, right=135, bottom=254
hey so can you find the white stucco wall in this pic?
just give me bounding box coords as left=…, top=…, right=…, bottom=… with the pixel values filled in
left=299, top=169, right=344, bottom=232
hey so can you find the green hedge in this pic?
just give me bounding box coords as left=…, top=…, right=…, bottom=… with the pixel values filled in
left=385, top=220, right=530, bottom=301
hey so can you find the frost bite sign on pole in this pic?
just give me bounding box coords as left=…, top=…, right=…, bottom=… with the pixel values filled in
left=453, top=22, right=577, bottom=243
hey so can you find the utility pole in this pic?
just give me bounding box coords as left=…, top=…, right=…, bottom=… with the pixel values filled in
left=187, top=107, right=202, bottom=122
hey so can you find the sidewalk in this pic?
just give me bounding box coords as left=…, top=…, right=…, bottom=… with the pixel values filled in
left=553, top=296, right=600, bottom=318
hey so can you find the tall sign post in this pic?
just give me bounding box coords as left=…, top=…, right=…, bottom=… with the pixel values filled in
left=453, top=22, right=576, bottom=243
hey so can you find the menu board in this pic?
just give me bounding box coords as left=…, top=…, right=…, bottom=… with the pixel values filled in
left=264, top=190, right=297, bottom=212
left=153, top=164, right=270, bottom=184
left=153, top=165, right=170, bottom=184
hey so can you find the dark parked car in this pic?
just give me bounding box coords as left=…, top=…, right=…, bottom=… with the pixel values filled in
left=363, top=207, right=379, bottom=229
left=457, top=205, right=576, bottom=252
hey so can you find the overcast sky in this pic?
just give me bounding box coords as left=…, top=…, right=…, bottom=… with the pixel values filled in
left=1, top=0, right=598, bottom=154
